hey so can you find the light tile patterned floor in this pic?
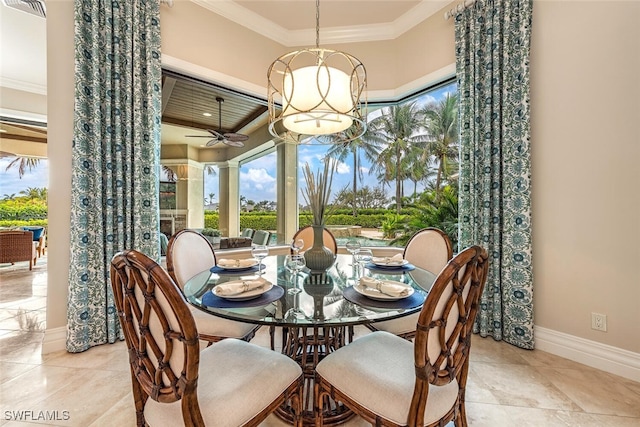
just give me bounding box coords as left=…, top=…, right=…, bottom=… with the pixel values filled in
left=1, top=256, right=639, bottom=426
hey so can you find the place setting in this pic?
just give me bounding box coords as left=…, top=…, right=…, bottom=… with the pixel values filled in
left=365, top=253, right=416, bottom=273
left=343, top=274, right=425, bottom=309
left=209, top=257, right=264, bottom=275
left=202, top=276, right=284, bottom=308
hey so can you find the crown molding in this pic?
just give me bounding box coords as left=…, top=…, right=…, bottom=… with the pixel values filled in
left=191, top=0, right=447, bottom=46
left=0, top=77, right=47, bottom=95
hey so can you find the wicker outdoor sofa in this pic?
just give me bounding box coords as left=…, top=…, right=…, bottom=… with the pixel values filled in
left=0, top=230, right=37, bottom=270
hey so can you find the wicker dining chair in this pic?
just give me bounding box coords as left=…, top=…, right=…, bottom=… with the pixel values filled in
left=315, top=245, right=489, bottom=427
left=367, top=227, right=453, bottom=340
left=110, top=249, right=303, bottom=427
left=291, top=226, right=337, bottom=253
left=166, top=229, right=260, bottom=345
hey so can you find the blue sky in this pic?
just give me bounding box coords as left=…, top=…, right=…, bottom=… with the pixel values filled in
left=0, top=157, right=49, bottom=197
left=1, top=82, right=456, bottom=203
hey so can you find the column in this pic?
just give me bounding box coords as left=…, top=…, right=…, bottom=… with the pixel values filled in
left=218, top=160, right=240, bottom=237
left=276, top=139, right=299, bottom=244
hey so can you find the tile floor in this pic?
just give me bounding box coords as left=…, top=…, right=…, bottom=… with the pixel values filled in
left=1, top=255, right=639, bottom=426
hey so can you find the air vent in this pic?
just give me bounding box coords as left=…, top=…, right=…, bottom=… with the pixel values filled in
left=1, top=0, right=46, bottom=18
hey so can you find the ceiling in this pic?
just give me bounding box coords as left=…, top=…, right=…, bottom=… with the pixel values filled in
left=0, top=0, right=447, bottom=154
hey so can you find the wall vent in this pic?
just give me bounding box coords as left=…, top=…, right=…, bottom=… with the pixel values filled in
left=2, top=0, right=46, bottom=19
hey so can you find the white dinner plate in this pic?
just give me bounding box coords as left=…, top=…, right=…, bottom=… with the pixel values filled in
left=371, top=258, right=409, bottom=267
left=354, top=280, right=414, bottom=301
left=213, top=281, right=273, bottom=301
left=216, top=259, right=259, bottom=270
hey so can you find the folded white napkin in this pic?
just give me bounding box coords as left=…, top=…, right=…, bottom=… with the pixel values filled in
left=371, top=253, right=405, bottom=266
left=217, top=258, right=257, bottom=268
left=359, top=277, right=410, bottom=297
left=215, top=278, right=269, bottom=296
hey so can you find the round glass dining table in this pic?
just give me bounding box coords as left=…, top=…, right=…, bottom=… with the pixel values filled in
left=183, top=252, right=437, bottom=426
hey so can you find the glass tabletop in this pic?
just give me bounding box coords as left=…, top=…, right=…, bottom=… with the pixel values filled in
left=183, top=253, right=437, bottom=328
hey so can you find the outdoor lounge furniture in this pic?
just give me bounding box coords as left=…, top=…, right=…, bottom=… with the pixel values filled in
left=219, top=236, right=253, bottom=249
left=314, top=245, right=489, bottom=427
left=22, top=226, right=46, bottom=258
left=166, top=229, right=260, bottom=345
left=0, top=230, right=37, bottom=270
left=110, top=249, right=303, bottom=427
left=252, top=229, right=271, bottom=245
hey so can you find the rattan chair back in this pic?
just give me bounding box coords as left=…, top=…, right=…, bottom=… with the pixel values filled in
left=110, top=250, right=203, bottom=424
left=408, top=245, right=489, bottom=425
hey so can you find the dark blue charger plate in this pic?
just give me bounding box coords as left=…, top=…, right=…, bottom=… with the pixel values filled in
left=342, top=286, right=425, bottom=309
left=210, top=265, right=263, bottom=275
left=365, top=262, right=416, bottom=273
left=202, top=285, right=284, bottom=308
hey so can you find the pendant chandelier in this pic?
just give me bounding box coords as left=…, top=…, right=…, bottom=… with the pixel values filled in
left=267, top=0, right=367, bottom=142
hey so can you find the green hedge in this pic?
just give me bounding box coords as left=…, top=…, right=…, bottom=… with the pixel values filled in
left=204, top=209, right=398, bottom=231
left=0, top=200, right=47, bottom=221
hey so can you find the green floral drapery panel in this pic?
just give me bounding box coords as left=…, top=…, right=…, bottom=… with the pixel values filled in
left=455, top=0, right=534, bottom=349
left=67, top=0, right=162, bottom=352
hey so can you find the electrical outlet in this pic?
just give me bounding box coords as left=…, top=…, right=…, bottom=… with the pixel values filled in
left=591, top=313, right=607, bottom=332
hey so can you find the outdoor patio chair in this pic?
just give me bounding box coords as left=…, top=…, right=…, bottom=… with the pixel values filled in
left=252, top=229, right=271, bottom=246
left=166, top=229, right=261, bottom=345
left=291, top=225, right=337, bottom=253
left=315, top=245, right=489, bottom=427
left=110, top=249, right=303, bottom=427
left=367, top=227, right=453, bottom=340
left=0, top=230, right=37, bottom=270
left=241, top=228, right=255, bottom=239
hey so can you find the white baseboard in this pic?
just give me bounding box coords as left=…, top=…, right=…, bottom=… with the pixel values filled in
left=534, top=326, right=640, bottom=382
left=42, top=326, right=67, bottom=354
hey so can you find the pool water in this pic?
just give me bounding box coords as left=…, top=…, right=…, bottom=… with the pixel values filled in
left=335, top=236, right=391, bottom=247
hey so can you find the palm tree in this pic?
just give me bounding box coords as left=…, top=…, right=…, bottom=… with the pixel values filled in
left=322, top=126, right=382, bottom=216
left=19, top=187, right=47, bottom=200
left=367, top=102, right=428, bottom=213
left=421, top=93, right=459, bottom=197
left=5, top=156, right=41, bottom=178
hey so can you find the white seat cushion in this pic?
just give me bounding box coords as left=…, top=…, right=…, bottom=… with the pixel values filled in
left=316, top=331, right=459, bottom=426
left=372, top=312, right=419, bottom=335
left=190, top=305, right=257, bottom=338
left=144, top=338, right=302, bottom=426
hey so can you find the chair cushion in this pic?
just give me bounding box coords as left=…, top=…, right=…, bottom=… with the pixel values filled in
left=144, top=338, right=301, bottom=426
left=190, top=305, right=257, bottom=339
left=22, top=226, right=45, bottom=241
left=372, top=312, right=419, bottom=335
left=316, top=331, right=459, bottom=425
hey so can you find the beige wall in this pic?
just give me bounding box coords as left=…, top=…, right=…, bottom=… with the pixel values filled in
left=45, top=1, right=640, bottom=356
left=530, top=1, right=640, bottom=352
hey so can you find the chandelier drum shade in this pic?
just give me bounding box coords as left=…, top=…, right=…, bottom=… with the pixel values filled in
left=267, top=0, right=367, bottom=142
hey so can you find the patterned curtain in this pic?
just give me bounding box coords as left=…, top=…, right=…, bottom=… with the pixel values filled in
left=67, top=0, right=162, bottom=352
left=455, top=0, right=534, bottom=349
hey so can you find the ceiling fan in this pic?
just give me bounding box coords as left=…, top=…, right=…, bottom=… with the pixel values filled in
left=186, top=97, right=249, bottom=148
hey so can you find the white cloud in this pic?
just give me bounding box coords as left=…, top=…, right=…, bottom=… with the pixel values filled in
left=336, top=161, right=350, bottom=174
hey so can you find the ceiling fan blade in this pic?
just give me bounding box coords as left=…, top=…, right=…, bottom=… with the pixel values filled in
left=222, top=138, right=245, bottom=148
left=205, top=139, right=221, bottom=147
left=224, top=132, right=249, bottom=142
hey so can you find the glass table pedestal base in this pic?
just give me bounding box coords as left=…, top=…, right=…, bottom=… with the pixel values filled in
left=275, top=325, right=355, bottom=426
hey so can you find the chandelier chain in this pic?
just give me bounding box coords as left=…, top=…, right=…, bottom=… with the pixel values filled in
left=315, top=0, right=320, bottom=48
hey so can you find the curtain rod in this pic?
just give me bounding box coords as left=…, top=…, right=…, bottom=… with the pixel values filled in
left=444, top=0, right=476, bottom=20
